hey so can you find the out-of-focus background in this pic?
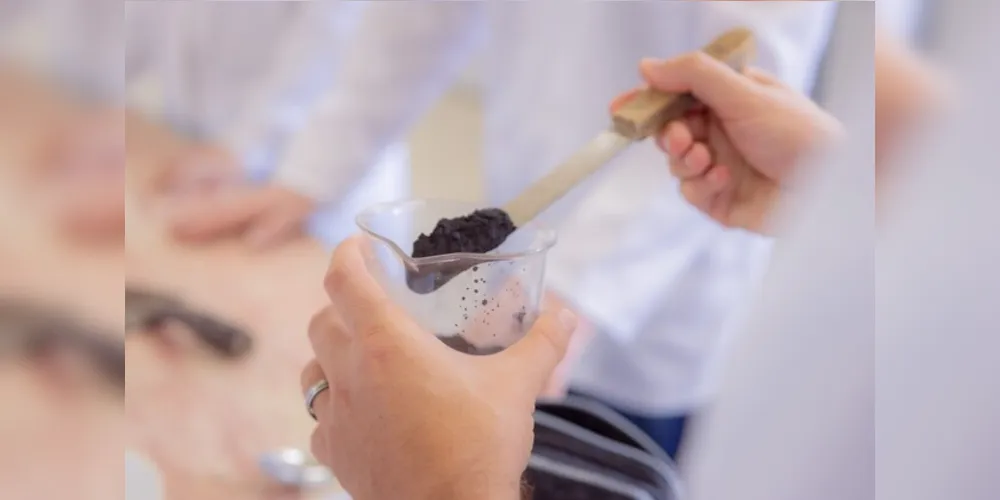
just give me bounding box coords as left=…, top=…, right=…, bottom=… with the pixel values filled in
left=0, top=1, right=958, bottom=499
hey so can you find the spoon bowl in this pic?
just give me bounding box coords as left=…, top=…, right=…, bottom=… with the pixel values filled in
left=258, top=448, right=333, bottom=488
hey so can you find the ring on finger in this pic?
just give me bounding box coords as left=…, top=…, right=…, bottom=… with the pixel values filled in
left=304, top=379, right=330, bottom=421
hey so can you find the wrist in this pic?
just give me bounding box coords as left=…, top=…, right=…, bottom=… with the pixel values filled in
left=418, top=469, right=522, bottom=500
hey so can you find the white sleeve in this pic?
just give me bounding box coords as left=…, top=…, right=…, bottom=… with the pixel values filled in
left=544, top=1, right=839, bottom=342
left=219, top=2, right=366, bottom=171
left=273, top=2, right=487, bottom=204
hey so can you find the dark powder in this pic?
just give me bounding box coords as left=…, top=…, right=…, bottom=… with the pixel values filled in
left=436, top=334, right=503, bottom=356
left=411, top=208, right=517, bottom=258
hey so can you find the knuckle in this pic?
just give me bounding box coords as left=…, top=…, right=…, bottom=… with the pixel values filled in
left=299, top=361, right=316, bottom=391
left=356, top=297, right=396, bottom=342
left=307, top=307, right=338, bottom=346
left=323, top=260, right=351, bottom=299
left=358, top=317, right=393, bottom=347
left=684, top=51, right=713, bottom=72
left=536, top=325, right=568, bottom=361
left=679, top=182, right=707, bottom=210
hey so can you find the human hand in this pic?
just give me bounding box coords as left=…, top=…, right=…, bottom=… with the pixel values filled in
left=301, top=236, right=578, bottom=500
left=615, top=54, right=842, bottom=234
left=164, top=184, right=316, bottom=249
left=155, top=145, right=241, bottom=196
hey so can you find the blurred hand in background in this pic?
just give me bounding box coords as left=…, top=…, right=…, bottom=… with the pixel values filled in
left=616, top=55, right=842, bottom=235
left=164, top=182, right=317, bottom=250
left=153, top=143, right=318, bottom=249
left=155, top=145, right=242, bottom=196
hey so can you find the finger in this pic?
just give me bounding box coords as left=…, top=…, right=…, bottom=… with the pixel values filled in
left=167, top=189, right=261, bottom=241
left=679, top=166, right=730, bottom=214
left=300, top=358, right=326, bottom=395
left=640, top=54, right=757, bottom=119
left=310, top=427, right=331, bottom=467
left=300, top=358, right=333, bottom=422
left=668, top=141, right=712, bottom=180
left=682, top=142, right=713, bottom=177
left=243, top=211, right=303, bottom=250
left=169, top=168, right=234, bottom=195
left=708, top=182, right=736, bottom=227
left=323, top=235, right=414, bottom=344
left=744, top=67, right=784, bottom=87
left=499, top=308, right=578, bottom=395
left=307, top=306, right=350, bottom=376
left=609, top=87, right=644, bottom=113
left=683, top=111, right=709, bottom=141
left=658, top=121, right=694, bottom=156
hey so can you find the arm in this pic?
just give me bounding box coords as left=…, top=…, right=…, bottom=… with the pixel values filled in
left=545, top=2, right=839, bottom=342
left=273, top=1, right=488, bottom=204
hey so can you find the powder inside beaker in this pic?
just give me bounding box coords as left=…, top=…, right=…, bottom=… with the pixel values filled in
left=436, top=334, right=504, bottom=356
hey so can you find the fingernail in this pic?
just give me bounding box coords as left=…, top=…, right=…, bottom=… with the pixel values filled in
left=558, top=309, right=578, bottom=331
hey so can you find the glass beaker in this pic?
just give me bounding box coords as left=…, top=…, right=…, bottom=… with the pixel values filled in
left=356, top=199, right=557, bottom=355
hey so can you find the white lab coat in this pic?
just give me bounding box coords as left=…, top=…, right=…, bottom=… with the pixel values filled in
left=876, top=0, right=927, bottom=42
left=122, top=1, right=409, bottom=246
left=283, top=1, right=837, bottom=414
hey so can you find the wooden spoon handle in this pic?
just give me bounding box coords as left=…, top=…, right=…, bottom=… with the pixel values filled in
left=611, top=27, right=756, bottom=140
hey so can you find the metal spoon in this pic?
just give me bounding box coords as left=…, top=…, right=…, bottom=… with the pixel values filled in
left=258, top=448, right=334, bottom=488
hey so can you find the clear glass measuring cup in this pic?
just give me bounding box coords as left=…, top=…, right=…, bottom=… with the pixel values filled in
left=355, top=199, right=557, bottom=355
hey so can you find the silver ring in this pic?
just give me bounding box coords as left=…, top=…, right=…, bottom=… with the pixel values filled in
left=304, top=379, right=330, bottom=421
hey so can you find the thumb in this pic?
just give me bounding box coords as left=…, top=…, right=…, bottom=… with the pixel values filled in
left=500, top=309, right=578, bottom=393
left=640, top=53, right=758, bottom=120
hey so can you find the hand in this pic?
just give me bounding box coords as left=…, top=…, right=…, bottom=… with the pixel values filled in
left=165, top=184, right=316, bottom=249
left=615, top=54, right=842, bottom=234
left=302, top=236, right=578, bottom=500
left=156, top=145, right=241, bottom=196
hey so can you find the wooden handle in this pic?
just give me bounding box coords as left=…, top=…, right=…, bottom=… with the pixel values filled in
left=611, top=27, right=756, bottom=140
